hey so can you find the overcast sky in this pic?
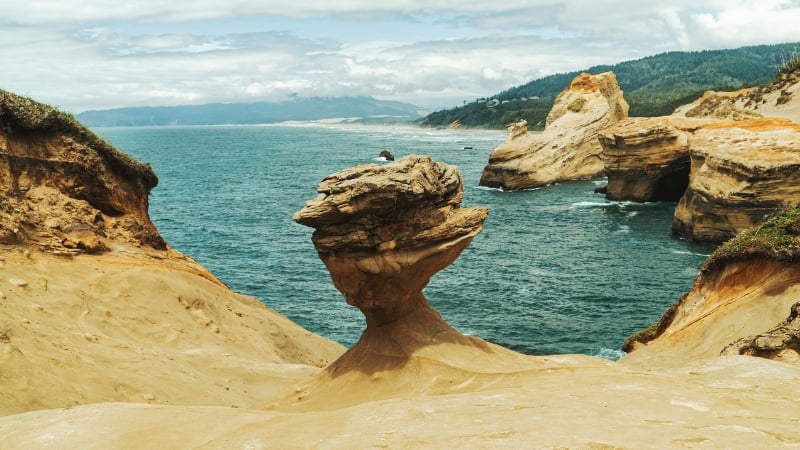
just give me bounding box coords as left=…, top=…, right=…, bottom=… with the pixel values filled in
left=2, top=1, right=800, bottom=112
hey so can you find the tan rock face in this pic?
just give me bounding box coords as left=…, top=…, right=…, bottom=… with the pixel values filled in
left=598, top=117, right=711, bottom=202
left=0, top=90, right=164, bottom=253
left=672, top=118, right=800, bottom=242
left=624, top=207, right=800, bottom=368
left=294, top=155, right=490, bottom=376
left=479, top=72, right=628, bottom=190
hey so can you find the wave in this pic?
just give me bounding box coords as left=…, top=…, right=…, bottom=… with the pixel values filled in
left=615, top=225, right=631, bottom=234
left=594, top=348, right=626, bottom=361
left=671, top=250, right=711, bottom=257
left=571, top=201, right=613, bottom=208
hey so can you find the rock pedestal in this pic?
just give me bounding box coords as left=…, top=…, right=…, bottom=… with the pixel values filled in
left=294, top=155, right=489, bottom=375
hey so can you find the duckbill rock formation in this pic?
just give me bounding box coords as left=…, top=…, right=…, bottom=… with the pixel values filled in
left=293, top=155, right=491, bottom=376
left=672, top=118, right=800, bottom=243
left=598, top=117, right=710, bottom=202
left=479, top=72, right=628, bottom=190
left=0, top=89, right=164, bottom=253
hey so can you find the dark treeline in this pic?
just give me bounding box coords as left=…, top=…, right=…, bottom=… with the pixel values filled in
left=419, top=43, right=800, bottom=130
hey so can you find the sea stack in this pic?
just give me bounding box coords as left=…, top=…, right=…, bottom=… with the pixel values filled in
left=293, top=155, right=490, bottom=375
left=479, top=72, right=628, bottom=190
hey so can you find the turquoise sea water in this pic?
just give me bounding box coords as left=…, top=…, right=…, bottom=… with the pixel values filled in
left=94, top=124, right=714, bottom=359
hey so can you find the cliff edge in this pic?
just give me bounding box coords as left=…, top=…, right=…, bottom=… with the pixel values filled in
left=624, top=207, right=800, bottom=367
left=0, top=90, right=344, bottom=415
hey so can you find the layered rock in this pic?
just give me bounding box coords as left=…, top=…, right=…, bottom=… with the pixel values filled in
left=0, top=89, right=164, bottom=253
left=0, top=89, right=345, bottom=416
left=598, top=117, right=709, bottom=202
left=479, top=72, right=628, bottom=190
left=293, top=155, right=492, bottom=377
left=623, top=207, right=800, bottom=368
left=672, top=118, right=800, bottom=242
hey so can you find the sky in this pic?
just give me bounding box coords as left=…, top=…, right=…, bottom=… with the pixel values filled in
left=2, top=1, right=800, bottom=113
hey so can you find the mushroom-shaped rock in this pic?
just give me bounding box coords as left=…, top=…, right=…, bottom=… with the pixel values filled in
left=479, top=72, right=628, bottom=190
left=293, top=155, right=490, bottom=376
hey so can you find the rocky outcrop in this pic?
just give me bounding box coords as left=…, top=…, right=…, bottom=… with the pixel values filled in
left=598, top=117, right=709, bottom=202
left=624, top=207, right=800, bottom=367
left=0, top=89, right=164, bottom=253
left=722, top=301, right=800, bottom=361
left=0, top=89, right=346, bottom=416
left=479, top=72, right=628, bottom=190
left=672, top=118, right=800, bottom=242
left=674, top=63, right=800, bottom=123
left=294, top=155, right=492, bottom=376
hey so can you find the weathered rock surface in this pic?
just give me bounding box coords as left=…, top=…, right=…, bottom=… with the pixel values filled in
left=674, top=64, right=800, bottom=123
left=479, top=72, right=628, bottom=190
left=294, top=155, right=492, bottom=379
left=672, top=118, right=800, bottom=242
left=0, top=90, right=164, bottom=253
left=624, top=207, right=800, bottom=368
left=598, top=116, right=709, bottom=202
left=0, top=89, right=345, bottom=416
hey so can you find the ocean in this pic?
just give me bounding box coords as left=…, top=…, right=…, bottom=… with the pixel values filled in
left=94, top=124, right=714, bottom=359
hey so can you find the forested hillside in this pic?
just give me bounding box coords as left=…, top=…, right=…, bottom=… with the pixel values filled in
left=419, top=43, right=800, bottom=130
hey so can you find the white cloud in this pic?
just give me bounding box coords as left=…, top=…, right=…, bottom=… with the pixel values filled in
left=2, top=1, right=799, bottom=112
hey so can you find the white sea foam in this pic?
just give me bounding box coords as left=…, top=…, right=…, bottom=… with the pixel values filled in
left=616, top=225, right=631, bottom=233
left=671, top=250, right=711, bottom=257
left=571, top=201, right=613, bottom=208
left=595, top=348, right=626, bottom=360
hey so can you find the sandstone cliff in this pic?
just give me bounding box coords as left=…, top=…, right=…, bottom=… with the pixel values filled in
left=672, top=118, right=800, bottom=243
left=598, top=116, right=709, bottom=202
left=0, top=90, right=164, bottom=253
left=674, top=62, right=800, bottom=123
left=0, top=90, right=345, bottom=415
left=624, top=207, right=800, bottom=368
left=2, top=92, right=800, bottom=448
left=479, top=72, right=628, bottom=190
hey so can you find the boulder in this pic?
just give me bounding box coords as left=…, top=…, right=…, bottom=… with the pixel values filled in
left=672, top=118, right=800, bottom=243
left=598, top=117, right=709, bottom=202
left=0, top=89, right=165, bottom=252
left=479, top=72, right=628, bottom=190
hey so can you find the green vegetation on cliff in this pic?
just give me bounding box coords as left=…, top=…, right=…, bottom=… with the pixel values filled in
left=704, top=207, right=800, bottom=271
left=420, top=43, right=800, bottom=130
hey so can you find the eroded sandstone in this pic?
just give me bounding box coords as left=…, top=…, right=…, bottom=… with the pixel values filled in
left=672, top=118, right=800, bottom=242
left=624, top=207, right=800, bottom=368
left=479, top=72, right=628, bottom=190
left=598, top=116, right=710, bottom=202
left=294, top=155, right=491, bottom=375
left=0, top=90, right=164, bottom=253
